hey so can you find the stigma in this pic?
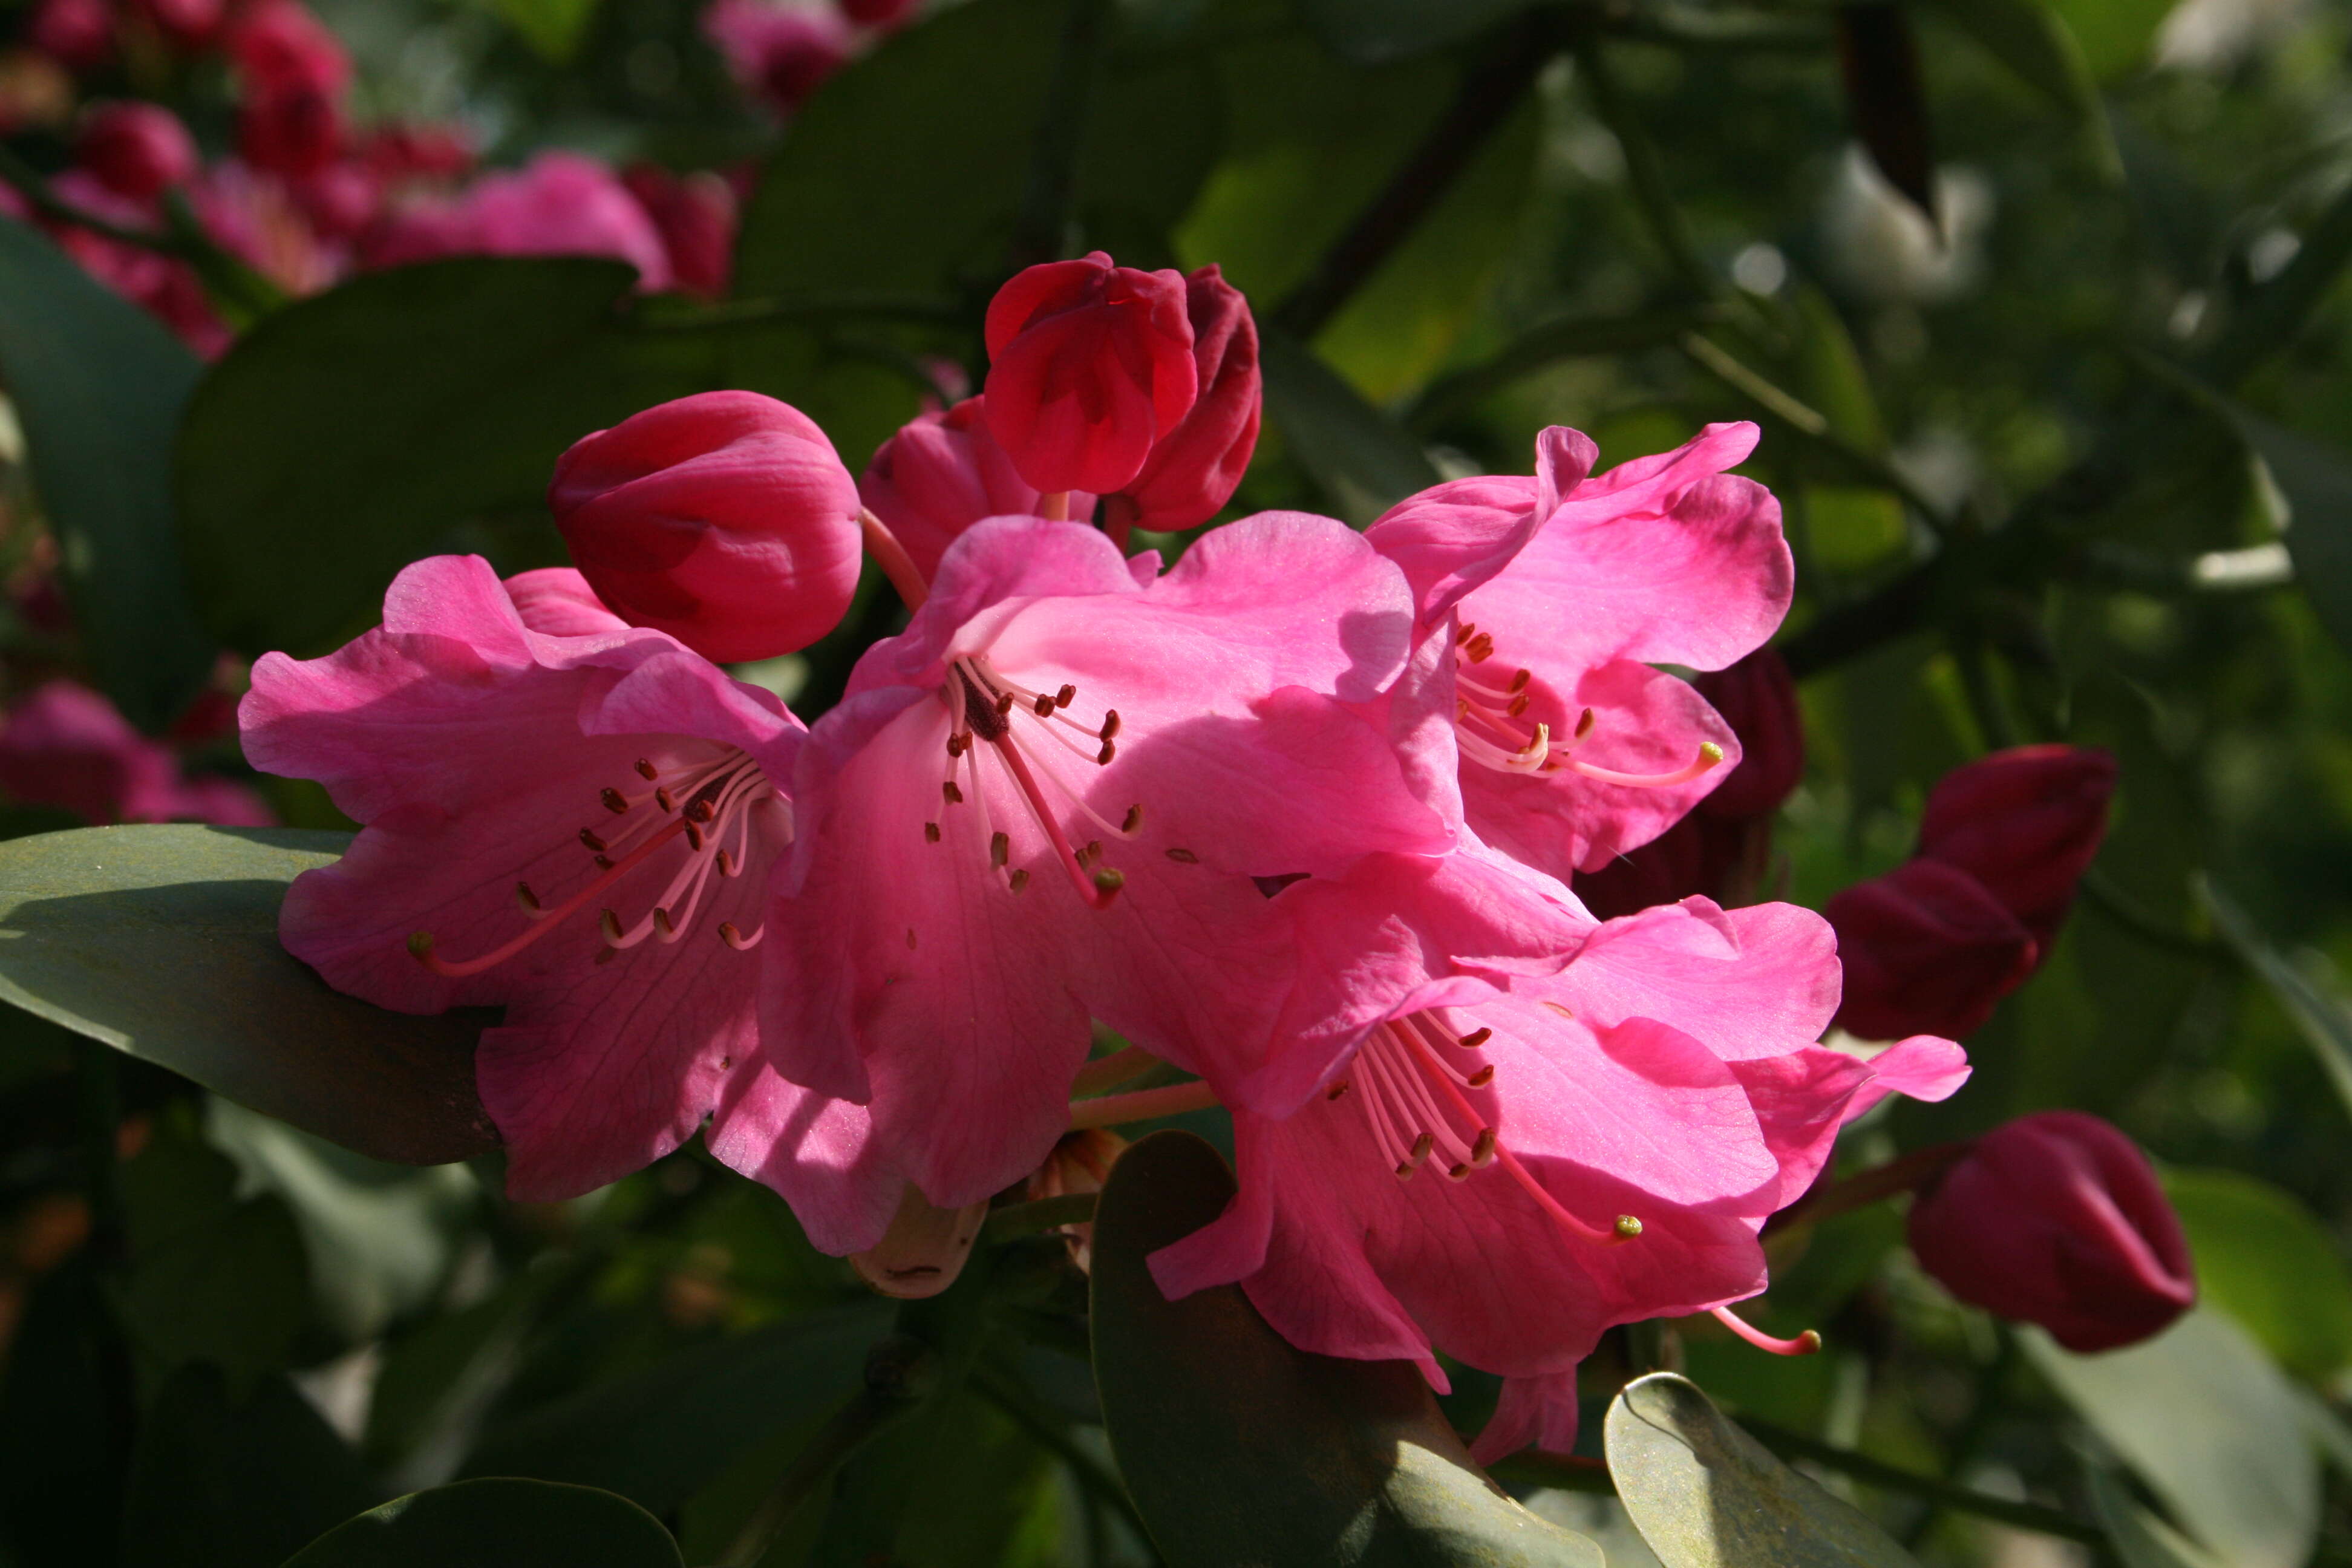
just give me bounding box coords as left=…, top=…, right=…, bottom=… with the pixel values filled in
left=1322, top=1010, right=1640, bottom=1249
left=407, top=746, right=782, bottom=977
left=1451, top=620, right=1723, bottom=788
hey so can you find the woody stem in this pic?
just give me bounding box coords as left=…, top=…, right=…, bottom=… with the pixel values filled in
left=1760, top=1140, right=1971, bottom=1238
left=858, top=506, right=929, bottom=611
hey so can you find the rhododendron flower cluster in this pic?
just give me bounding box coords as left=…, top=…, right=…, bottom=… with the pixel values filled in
left=240, top=250, right=1982, bottom=1462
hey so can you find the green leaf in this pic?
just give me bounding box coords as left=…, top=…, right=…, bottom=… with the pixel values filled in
left=0, top=825, right=495, bottom=1166
left=1089, top=1129, right=1601, bottom=1567
left=2085, top=1463, right=2229, bottom=1568
left=2198, top=405, right=2352, bottom=658
left=1296, top=0, right=1529, bottom=62
left=2200, top=877, right=2352, bottom=1124
left=2024, top=1310, right=2320, bottom=1568
left=2043, top=0, right=2172, bottom=78
left=2164, top=1166, right=2352, bottom=1379
left=1602, top=1371, right=1922, bottom=1567
left=467, top=0, right=601, bottom=59
left=0, top=216, right=216, bottom=731
left=283, top=1478, right=684, bottom=1568
left=1259, top=331, right=1440, bottom=524
left=736, top=0, right=1217, bottom=299
left=460, top=1302, right=890, bottom=1515
left=120, top=1364, right=377, bottom=1568
left=1916, top=0, right=2122, bottom=176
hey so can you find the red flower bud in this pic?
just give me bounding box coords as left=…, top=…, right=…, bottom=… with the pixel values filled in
left=548, top=391, right=864, bottom=663
left=1694, top=648, right=1803, bottom=820
left=76, top=102, right=197, bottom=201
left=621, top=165, right=737, bottom=301
left=227, top=0, right=348, bottom=177
left=858, top=396, right=1096, bottom=580
left=128, top=0, right=221, bottom=48
left=1826, top=858, right=2037, bottom=1040
left=30, top=0, right=115, bottom=71
left=1916, top=744, right=2117, bottom=947
left=701, top=0, right=850, bottom=117
left=1908, top=1111, right=2195, bottom=1352
left=1103, top=264, right=1259, bottom=534
left=837, top=0, right=917, bottom=30
left=982, top=251, right=1197, bottom=495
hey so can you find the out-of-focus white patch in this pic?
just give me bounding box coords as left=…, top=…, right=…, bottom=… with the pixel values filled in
left=1821, top=146, right=1995, bottom=305
left=1731, top=241, right=1788, bottom=296
left=2157, top=0, right=2308, bottom=71
left=2193, top=541, right=2293, bottom=589
left=2249, top=226, right=2302, bottom=283
left=293, top=1342, right=382, bottom=1446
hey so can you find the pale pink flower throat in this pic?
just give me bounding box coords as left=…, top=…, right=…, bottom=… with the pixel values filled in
left=1324, top=1010, right=1643, bottom=1249
left=924, top=656, right=1148, bottom=912
left=407, top=746, right=782, bottom=976
left=1453, top=621, right=1722, bottom=787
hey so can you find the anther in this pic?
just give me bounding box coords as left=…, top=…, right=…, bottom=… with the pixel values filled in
left=1573, top=708, right=1597, bottom=741
left=1458, top=1027, right=1491, bottom=1049
left=943, top=780, right=964, bottom=805
left=718, top=920, right=765, bottom=950
left=635, top=758, right=659, bottom=780
left=686, top=798, right=716, bottom=825
left=580, top=828, right=607, bottom=853
left=947, top=733, right=969, bottom=758
left=1122, top=804, right=1143, bottom=833
left=1009, top=869, right=1030, bottom=892
left=1467, top=1065, right=1495, bottom=1088
left=1092, top=868, right=1125, bottom=904
left=601, top=788, right=629, bottom=814
left=1466, top=634, right=1494, bottom=662
left=1327, top=1080, right=1351, bottom=1101
left=990, top=831, right=1010, bottom=868
left=656, top=787, right=676, bottom=812
left=1100, top=710, right=1122, bottom=740
left=514, top=882, right=541, bottom=913
left=717, top=848, right=737, bottom=876
left=653, top=907, right=675, bottom=937
left=594, top=855, right=613, bottom=871
left=1508, top=694, right=1530, bottom=717
left=924, top=822, right=941, bottom=843
left=684, top=822, right=704, bottom=852
left=1054, top=684, right=1076, bottom=708
left=1033, top=693, right=1057, bottom=716
left=1457, top=620, right=1477, bottom=645
left=1616, top=1215, right=1644, bottom=1239
left=1509, top=669, right=1530, bottom=693
left=407, top=931, right=435, bottom=961
left=1080, top=840, right=1100, bottom=864
left=1096, top=742, right=1116, bottom=765
left=1471, top=1128, right=1497, bottom=1168
left=1166, top=847, right=1198, bottom=864
left=598, top=909, right=624, bottom=943
left=994, top=691, right=1015, bottom=719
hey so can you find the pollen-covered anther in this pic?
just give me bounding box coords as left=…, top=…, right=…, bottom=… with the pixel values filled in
left=1615, top=1214, right=1644, bottom=1238
left=580, top=828, right=607, bottom=853
left=1099, top=710, right=1122, bottom=740
left=1092, top=868, right=1125, bottom=903
left=598, top=909, right=624, bottom=943
left=1096, top=742, right=1116, bottom=766
left=601, top=787, right=629, bottom=814
left=1054, top=684, right=1076, bottom=708
left=1033, top=693, right=1057, bottom=716
left=947, top=733, right=969, bottom=758
left=1009, top=869, right=1030, bottom=892
left=993, top=691, right=1014, bottom=719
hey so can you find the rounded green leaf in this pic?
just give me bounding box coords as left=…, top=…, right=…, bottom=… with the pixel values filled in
left=2165, top=1166, right=2352, bottom=1379
left=1089, top=1129, right=1599, bottom=1567
left=283, top=1478, right=684, bottom=1568
left=1602, top=1372, right=1922, bottom=1568
left=0, top=825, right=495, bottom=1165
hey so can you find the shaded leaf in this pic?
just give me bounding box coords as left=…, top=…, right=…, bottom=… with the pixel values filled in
left=282, top=1477, right=683, bottom=1568
left=460, top=1302, right=889, bottom=1515
left=1835, top=5, right=1936, bottom=226
left=0, top=215, right=215, bottom=732
left=1295, top=0, right=1529, bottom=63
left=1090, top=1129, right=1599, bottom=1567
left=2084, top=1463, right=2229, bottom=1568
left=1917, top=0, right=2121, bottom=175
left=469, top=0, right=601, bottom=59
left=2199, top=403, right=2352, bottom=656
left=2164, top=1166, right=2352, bottom=1380
left=0, top=825, right=494, bottom=1165
left=1259, top=330, right=1440, bottom=525
left=2024, top=1309, right=2319, bottom=1568
left=2045, top=0, right=2172, bottom=78
left=120, top=1364, right=377, bottom=1568
left=1602, top=1371, right=1921, bottom=1567
left=2201, top=877, right=2352, bottom=1123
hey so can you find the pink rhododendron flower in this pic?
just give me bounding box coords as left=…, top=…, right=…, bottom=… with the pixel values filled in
left=240, top=557, right=803, bottom=1198
left=1364, top=422, right=1793, bottom=882
left=1102, top=264, right=1259, bottom=536
left=982, top=252, right=1198, bottom=496
left=1153, top=858, right=1965, bottom=1461
left=701, top=0, right=851, bottom=117
left=44, top=169, right=232, bottom=356
left=858, top=396, right=1096, bottom=580
left=548, top=392, right=864, bottom=662
left=367, top=151, right=673, bottom=290
left=720, top=513, right=1451, bottom=1246
left=621, top=165, right=737, bottom=300
left=1909, top=1110, right=2194, bottom=1351
left=75, top=102, right=198, bottom=201
left=0, top=681, right=272, bottom=827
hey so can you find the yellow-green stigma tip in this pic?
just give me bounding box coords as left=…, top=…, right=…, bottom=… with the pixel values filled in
left=1698, top=742, right=1725, bottom=765
left=1615, top=1214, right=1644, bottom=1238
left=1797, top=1328, right=1823, bottom=1353
left=1093, top=868, right=1126, bottom=893
left=407, top=930, right=435, bottom=959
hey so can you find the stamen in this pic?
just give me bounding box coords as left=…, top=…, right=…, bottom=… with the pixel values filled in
left=1009, top=869, right=1030, bottom=892
left=1033, top=693, right=1057, bottom=716
left=990, top=831, right=1010, bottom=869
left=1459, top=1027, right=1491, bottom=1049
left=1166, top=847, right=1198, bottom=864
left=718, top=920, right=765, bottom=950
left=1099, top=710, right=1121, bottom=740
left=924, top=822, right=941, bottom=843
left=1055, top=685, right=1076, bottom=708
left=1122, top=805, right=1143, bottom=832
left=409, top=812, right=695, bottom=977
left=580, top=828, right=607, bottom=853
left=1467, top=1065, right=1495, bottom=1088
left=653, top=906, right=676, bottom=938
left=1326, top=1080, right=1351, bottom=1101
left=601, top=788, right=629, bottom=814
left=656, top=786, right=676, bottom=812
left=635, top=759, right=659, bottom=780
left=947, top=733, right=969, bottom=758
left=1710, top=1304, right=1821, bottom=1356
left=985, top=727, right=1124, bottom=910
left=1097, top=741, right=1116, bottom=766
left=684, top=822, right=704, bottom=852
left=943, top=780, right=964, bottom=805
left=514, top=882, right=541, bottom=915
left=1509, top=669, right=1530, bottom=693
left=1400, top=1131, right=1435, bottom=1179
left=1553, top=742, right=1723, bottom=788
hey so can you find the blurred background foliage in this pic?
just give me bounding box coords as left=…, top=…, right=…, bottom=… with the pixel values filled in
left=4, top=0, right=2352, bottom=1560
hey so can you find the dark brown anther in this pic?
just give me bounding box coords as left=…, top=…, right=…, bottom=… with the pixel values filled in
left=1508, top=694, right=1530, bottom=717
left=1472, top=1128, right=1498, bottom=1167
left=636, top=757, right=659, bottom=780
left=1468, top=1065, right=1496, bottom=1088
left=947, top=732, right=970, bottom=758
left=1033, top=693, right=1057, bottom=716
left=1122, top=804, right=1143, bottom=833
left=684, top=822, right=705, bottom=852
left=1326, top=1080, right=1351, bottom=1102
left=514, top=882, right=541, bottom=913
left=1457, top=620, right=1477, bottom=645
left=653, top=907, right=676, bottom=936
left=1100, top=710, right=1122, bottom=740
left=1166, top=847, right=1199, bottom=864
left=580, top=828, right=608, bottom=853
left=601, top=787, right=629, bottom=814
left=1080, top=840, right=1101, bottom=864
left=656, top=787, right=676, bottom=813
left=994, top=691, right=1015, bottom=719
left=687, top=797, right=716, bottom=825
left=1008, top=869, right=1030, bottom=892
left=598, top=909, right=624, bottom=942
left=1573, top=708, right=1597, bottom=741
left=1466, top=634, right=1494, bottom=663
left=1096, top=742, right=1116, bottom=766
left=1055, top=684, right=1076, bottom=708
left=924, top=822, right=941, bottom=843
left=943, top=780, right=964, bottom=805
left=716, top=849, right=736, bottom=876
left=595, top=855, right=614, bottom=871
left=1508, top=668, right=1531, bottom=694
left=1458, top=1026, right=1492, bottom=1049
left=990, top=831, right=1010, bottom=868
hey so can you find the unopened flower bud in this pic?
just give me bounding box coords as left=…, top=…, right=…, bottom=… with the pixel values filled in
left=702, top=0, right=850, bottom=117
left=858, top=397, right=1096, bottom=578
left=837, top=0, right=917, bottom=29
left=128, top=0, right=222, bottom=48
left=1826, top=858, right=2037, bottom=1040
left=1916, top=744, right=2116, bottom=947
left=1908, top=1110, right=2195, bottom=1351
left=30, top=0, right=115, bottom=71
left=621, top=164, right=737, bottom=301
left=1693, top=648, right=1802, bottom=820
left=851, top=1184, right=989, bottom=1299
left=548, top=391, right=863, bottom=662
left=982, top=251, right=1197, bottom=495
left=1024, top=1127, right=1123, bottom=1272
left=1104, top=264, right=1259, bottom=534
left=227, top=1, right=350, bottom=177
left=76, top=102, right=197, bottom=201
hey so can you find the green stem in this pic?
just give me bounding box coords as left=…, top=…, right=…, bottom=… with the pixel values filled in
left=986, top=1192, right=1099, bottom=1239
left=1761, top=1142, right=1969, bottom=1238
left=1899, top=1328, right=2019, bottom=1546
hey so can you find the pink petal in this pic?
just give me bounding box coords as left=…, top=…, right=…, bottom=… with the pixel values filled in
left=1471, top=1370, right=1581, bottom=1465
left=1556, top=898, right=1841, bottom=1062
left=705, top=1066, right=907, bottom=1255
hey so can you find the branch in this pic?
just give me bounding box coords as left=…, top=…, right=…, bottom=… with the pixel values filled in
left=1273, top=11, right=1560, bottom=341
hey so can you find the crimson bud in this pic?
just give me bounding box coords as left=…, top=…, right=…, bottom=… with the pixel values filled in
left=1908, top=1110, right=2195, bottom=1352
left=549, top=391, right=864, bottom=663
left=75, top=102, right=197, bottom=200
left=227, top=0, right=349, bottom=177
left=1103, top=263, right=1259, bottom=534
left=982, top=251, right=1196, bottom=495
left=1826, top=858, right=2037, bottom=1040
left=858, top=396, right=1096, bottom=579
left=1917, top=743, right=2117, bottom=947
